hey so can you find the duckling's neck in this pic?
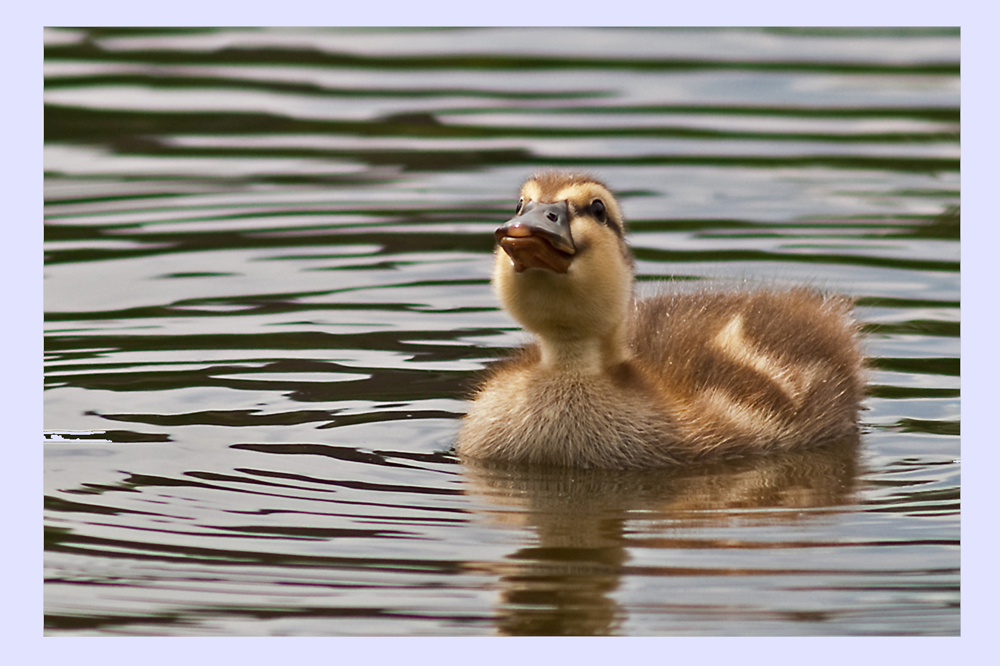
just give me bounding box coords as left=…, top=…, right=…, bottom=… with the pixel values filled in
left=537, top=325, right=628, bottom=374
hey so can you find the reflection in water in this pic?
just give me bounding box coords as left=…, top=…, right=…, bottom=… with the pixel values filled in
left=462, top=436, right=859, bottom=635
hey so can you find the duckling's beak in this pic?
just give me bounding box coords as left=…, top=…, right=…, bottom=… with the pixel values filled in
left=495, top=201, right=576, bottom=273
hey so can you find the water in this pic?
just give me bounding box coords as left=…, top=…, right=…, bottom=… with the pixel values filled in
left=43, top=27, right=959, bottom=636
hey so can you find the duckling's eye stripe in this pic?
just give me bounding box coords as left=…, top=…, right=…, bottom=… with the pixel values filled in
left=567, top=201, right=623, bottom=237
left=594, top=206, right=623, bottom=237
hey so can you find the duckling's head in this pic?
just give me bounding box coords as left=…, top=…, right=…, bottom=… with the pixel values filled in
left=493, top=171, right=634, bottom=369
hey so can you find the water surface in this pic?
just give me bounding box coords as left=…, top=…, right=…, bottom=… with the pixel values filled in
left=44, top=27, right=960, bottom=636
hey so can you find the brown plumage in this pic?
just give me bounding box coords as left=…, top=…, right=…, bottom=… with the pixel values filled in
left=457, top=171, right=865, bottom=469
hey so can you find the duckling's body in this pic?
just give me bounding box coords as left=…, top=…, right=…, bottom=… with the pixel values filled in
left=457, top=172, right=865, bottom=469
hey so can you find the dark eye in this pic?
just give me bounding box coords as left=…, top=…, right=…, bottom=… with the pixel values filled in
left=516, top=198, right=524, bottom=214
left=591, top=199, right=606, bottom=220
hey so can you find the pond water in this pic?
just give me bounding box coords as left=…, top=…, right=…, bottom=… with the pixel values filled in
left=43, top=27, right=960, bottom=636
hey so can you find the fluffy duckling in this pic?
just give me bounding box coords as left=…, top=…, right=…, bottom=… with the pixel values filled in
left=457, top=171, right=865, bottom=469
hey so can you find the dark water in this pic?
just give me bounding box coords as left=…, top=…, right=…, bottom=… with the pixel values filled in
left=43, top=27, right=959, bottom=636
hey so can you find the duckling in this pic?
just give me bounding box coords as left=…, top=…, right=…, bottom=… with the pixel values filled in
left=457, top=171, right=865, bottom=469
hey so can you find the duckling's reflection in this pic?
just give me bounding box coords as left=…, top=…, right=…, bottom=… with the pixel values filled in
left=461, top=434, right=860, bottom=636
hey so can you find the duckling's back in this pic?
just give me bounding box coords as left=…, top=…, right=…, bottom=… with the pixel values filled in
left=628, top=287, right=865, bottom=459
